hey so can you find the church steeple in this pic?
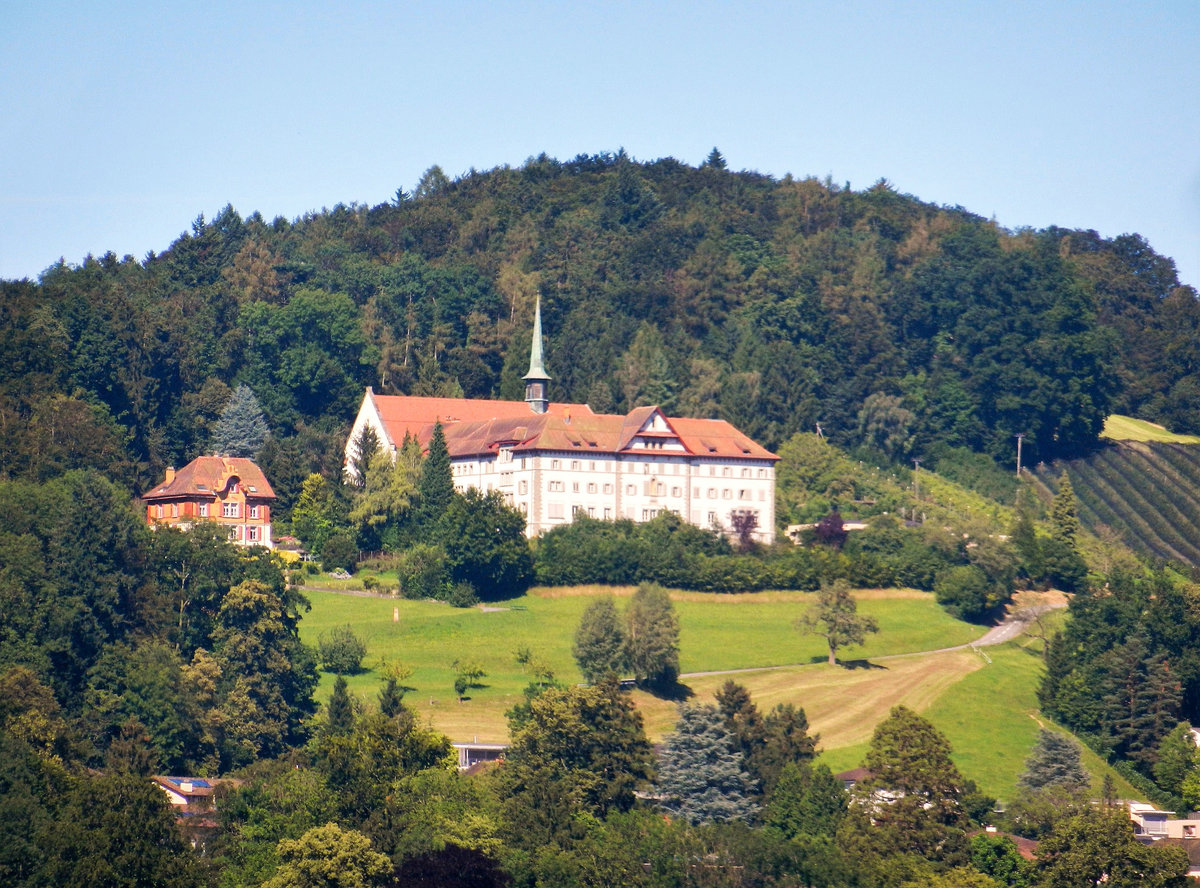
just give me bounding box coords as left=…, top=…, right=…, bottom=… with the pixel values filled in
left=523, top=296, right=551, bottom=414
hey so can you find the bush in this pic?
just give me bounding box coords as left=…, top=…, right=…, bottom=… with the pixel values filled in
left=361, top=576, right=380, bottom=592
left=398, top=543, right=448, bottom=600
left=443, top=581, right=480, bottom=608
left=318, top=625, right=367, bottom=674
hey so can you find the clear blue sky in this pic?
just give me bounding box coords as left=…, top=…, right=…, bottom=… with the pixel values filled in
left=3, top=1, right=1198, bottom=288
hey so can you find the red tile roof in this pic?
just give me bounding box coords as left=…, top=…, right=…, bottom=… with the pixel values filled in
left=367, top=391, right=777, bottom=461
left=143, top=456, right=276, bottom=502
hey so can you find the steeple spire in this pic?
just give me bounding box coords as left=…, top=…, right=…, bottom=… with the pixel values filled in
left=523, top=296, right=551, bottom=414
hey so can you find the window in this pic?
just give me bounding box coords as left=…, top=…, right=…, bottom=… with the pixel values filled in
left=708, top=488, right=717, bottom=498
left=519, top=480, right=528, bottom=495
left=572, top=505, right=584, bottom=516
left=571, top=460, right=580, bottom=471
left=742, top=468, right=750, bottom=478
left=758, top=468, right=767, bottom=479
left=248, top=504, right=260, bottom=519
left=723, top=467, right=731, bottom=477
left=548, top=504, right=564, bottom=519
left=722, top=489, right=732, bottom=500
left=626, top=484, right=636, bottom=495
left=198, top=503, right=208, bottom=517
left=604, top=507, right=612, bottom=519
left=694, top=487, right=700, bottom=498
left=170, top=504, right=178, bottom=518
left=738, top=489, right=748, bottom=500
left=708, top=511, right=718, bottom=525
left=223, top=501, right=240, bottom=518
left=552, top=459, right=561, bottom=470
left=549, top=480, right=565, bottom=492
left=587, top=482, right=597, bottom=494
left=519, top=502, right=528, bottom=514
left=247, top=527, right=259, bottom=541
left=156, top=504, right=164, bottom=518
left=603, top=483, right=613, bottom=494
left=572, top=482, right=580, bottom=493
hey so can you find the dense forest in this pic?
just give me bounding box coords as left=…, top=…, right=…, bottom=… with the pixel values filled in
left=2, top=151, right=1197, bottom=519
left=4, top=152, right=1200, bottom=887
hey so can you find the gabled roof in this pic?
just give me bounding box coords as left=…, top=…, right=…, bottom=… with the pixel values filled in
left=369, top=390, right=587, bottom=449
left=143, top=456, right=276, bottom=502
left=365, top=390, right=777, bottom=461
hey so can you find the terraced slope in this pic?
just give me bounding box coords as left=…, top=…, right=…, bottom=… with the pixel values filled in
left=1036, top=441, right=1200, bottom=566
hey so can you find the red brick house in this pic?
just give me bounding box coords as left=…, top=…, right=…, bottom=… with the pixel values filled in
left=143, top=456, right=275, bottom=548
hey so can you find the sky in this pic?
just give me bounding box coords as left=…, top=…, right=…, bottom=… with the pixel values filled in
left=3, top=1, right=1199, bottom=288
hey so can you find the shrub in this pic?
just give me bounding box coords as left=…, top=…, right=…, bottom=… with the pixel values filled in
left=443, top=581, right=480, bottom=608
left=318, top=625, right=367, bottom=674
left=397, top=543, right=448, bottom=600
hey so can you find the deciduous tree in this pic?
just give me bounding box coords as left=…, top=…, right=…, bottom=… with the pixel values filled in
left=797, top=579, right=879, bottom=665
left=624, top=582, right=680, bottom=689
left=573, top=597, right=628, bottom=683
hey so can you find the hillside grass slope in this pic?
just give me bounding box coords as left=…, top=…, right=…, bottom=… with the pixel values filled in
left=300, top=584, right=1135, bottom=802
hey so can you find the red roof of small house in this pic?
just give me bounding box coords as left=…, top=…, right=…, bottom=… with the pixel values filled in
left=143, top=456, right=276, bottom=502
left=367, top=391, right=777, bottom=462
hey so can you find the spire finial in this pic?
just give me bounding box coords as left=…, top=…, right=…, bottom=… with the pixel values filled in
left=523, top=296, right=551, bottom=413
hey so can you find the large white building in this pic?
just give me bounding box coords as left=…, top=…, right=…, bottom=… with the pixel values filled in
left=345, top=301, right=778, bottom=543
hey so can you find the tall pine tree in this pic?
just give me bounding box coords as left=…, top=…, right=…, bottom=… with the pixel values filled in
left=211, top=384, right=269, bottom=458
left=417, top=422, right=453, bottom=533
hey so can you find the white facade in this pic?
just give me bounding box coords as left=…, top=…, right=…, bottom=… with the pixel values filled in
left=346, top=390, right=777, bottom=543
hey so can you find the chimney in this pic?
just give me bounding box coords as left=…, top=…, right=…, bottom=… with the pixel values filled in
left=165, top=467, right=175, bottom=484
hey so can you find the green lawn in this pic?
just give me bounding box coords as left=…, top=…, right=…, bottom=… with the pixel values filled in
left=297, top=584, right=1142, bottom=804
left=299, top=586, right=983, bottom=745
left=1102, top=414, right=1200, bottom=444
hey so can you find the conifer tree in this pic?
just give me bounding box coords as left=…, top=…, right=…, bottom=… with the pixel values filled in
left=417, top=422, right=453, bottom=532
left=326, top=675, right=355, bottom=737
left=211, top=384, right=269, bottom=458
left=1050, top=472, right=1081, bottom=547
left=378, top=676, right=405, bottom=719
left=1018, top=729, right=1089, bottom=793
left=348, top=424, right=380, bottom=488
left=1044, top=472, right=1087, bottom=591
left=656, top=703, right=759, bottom=825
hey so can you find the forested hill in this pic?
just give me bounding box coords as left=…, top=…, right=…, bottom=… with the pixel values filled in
left=3, top=151, right=1198, bottom=502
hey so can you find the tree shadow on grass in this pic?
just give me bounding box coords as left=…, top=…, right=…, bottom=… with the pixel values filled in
left=838, top=659, right=887, bottom=670
left=639, top=678, right=694, bottom=702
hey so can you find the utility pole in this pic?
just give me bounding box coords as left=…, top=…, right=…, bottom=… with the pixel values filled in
left=1015, top=434, right=1025, bottom=478
left=912, top=457, right=921, bottom=500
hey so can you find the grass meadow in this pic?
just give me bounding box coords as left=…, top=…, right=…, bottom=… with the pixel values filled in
left=298, top=583, right=1135, bottom=802
left=1102, top=414, right=1200, bottom=444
